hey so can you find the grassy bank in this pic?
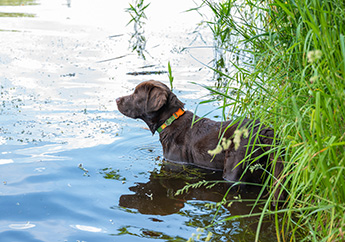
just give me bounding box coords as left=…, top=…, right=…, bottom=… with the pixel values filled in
left=196, top=0, right=345, bottom=241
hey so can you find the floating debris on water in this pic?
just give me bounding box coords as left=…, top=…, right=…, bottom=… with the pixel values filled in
left=126, top=70, right=167, bottom=76
left=78, top=163, right=90, bottom=177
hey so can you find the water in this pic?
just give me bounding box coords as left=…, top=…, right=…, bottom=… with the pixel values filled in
left=0, top=1, right=279, bottom=241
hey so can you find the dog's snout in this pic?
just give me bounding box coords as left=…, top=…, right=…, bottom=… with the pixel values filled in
left=116, top=97, right=122, bottom=104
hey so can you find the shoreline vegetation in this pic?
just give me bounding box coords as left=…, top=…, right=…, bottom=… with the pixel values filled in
left=126, top=0, right=344, bottom=240
left=192, top=0, right=345, bottom=241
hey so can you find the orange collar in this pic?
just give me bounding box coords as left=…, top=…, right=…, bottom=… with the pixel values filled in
left=157, top=108, right=185, bottom=133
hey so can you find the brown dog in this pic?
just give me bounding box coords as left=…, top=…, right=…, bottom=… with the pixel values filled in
left=116, top=80, right=286, bottom=202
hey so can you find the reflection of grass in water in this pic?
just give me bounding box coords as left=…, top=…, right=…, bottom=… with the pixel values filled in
left=190, top=0, right=253, bottom=87
left=0, top=12, right=36, bottom=17
left=125, top=0, right=150, bottom=60
left=115, top=225, right=185, bottom=241
left=0, top=0, right=38, bottom=6
left=150, top=162, right=213, bottom=181
left=0, top=29, right=21, bottom=32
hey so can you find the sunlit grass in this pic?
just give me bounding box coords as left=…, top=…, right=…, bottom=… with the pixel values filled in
left=193, top=0, right=345, bottom=241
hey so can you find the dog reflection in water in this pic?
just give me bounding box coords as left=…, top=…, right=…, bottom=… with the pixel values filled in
left=119, top=161, right=263, bottom=216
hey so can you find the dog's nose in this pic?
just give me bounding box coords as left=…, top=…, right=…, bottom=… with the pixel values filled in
left=116, top=98, right=121, bottom=104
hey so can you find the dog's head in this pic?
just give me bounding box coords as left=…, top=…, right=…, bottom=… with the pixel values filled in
left=116, top=80, right=184, bottom=134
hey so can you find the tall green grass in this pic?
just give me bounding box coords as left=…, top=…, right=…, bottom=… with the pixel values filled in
left=196, top=0, right=345, bottom=241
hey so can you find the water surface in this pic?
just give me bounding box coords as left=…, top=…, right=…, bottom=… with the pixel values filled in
left=0, top=1, right=278, bottom=241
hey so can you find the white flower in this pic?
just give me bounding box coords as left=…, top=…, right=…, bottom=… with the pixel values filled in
left=233, top=128, right=249, bottom=150
left=310, top=75, right=318, bottom=83
left=307, top=50, right=323, bottom=63
left=249, top=163, right=263, bottom=173
left=208, top=144, right=223, bottom=156
left=221, top=137, right=232, bottom=150
left=233, top=130, right=242, bottom=150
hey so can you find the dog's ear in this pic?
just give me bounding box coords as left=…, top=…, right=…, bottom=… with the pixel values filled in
left=146, top=86, right=168, bottom=112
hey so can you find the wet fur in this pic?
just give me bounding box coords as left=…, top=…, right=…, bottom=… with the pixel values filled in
left=116, top=80, right=286, bottom=203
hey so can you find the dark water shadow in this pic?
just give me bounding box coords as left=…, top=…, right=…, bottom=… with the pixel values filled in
left=118, top=161, right=279, bottom=241
left=119, top=161, right=263, bottom=215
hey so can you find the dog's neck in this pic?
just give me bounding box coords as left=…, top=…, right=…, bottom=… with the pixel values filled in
left=141, top=106, right=181, bottom=135
left=141, top=91, right=185, bottom=135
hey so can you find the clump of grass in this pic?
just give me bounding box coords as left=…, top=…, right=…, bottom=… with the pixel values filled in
left=193, top=0, right=345, bottom=241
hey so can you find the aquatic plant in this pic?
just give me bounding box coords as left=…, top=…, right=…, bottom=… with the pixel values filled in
left=125, top=0, right=150, bottom=59
left=191, top=0, right=345, bottom=241
left=168, top=61, right=174, bottom=91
